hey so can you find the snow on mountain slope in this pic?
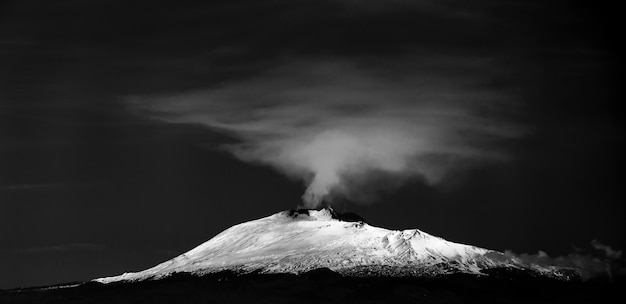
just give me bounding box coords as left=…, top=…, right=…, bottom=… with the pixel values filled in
left=95, top=208, right=573, bottom=283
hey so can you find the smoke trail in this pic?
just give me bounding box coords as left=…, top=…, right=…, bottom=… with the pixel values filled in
left=500, top=241, right=625, bottom=282
left=132, top=60, right=520, bottom=208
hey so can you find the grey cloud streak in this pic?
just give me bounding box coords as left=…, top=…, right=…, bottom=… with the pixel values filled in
left=130, top=59, right=522, bottom=208
left=497, top=241, right=625, bottom=282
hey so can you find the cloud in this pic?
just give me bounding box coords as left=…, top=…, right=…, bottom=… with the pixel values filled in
left=130, top=59, right=521, bottom=208
left=592, top=239, right=623, bottom=260
left=502, top=241, right=625, bottom=282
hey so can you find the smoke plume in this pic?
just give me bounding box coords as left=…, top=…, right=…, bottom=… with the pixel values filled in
left=132, top=60, right=520, bottom=208
left=500, top=241, right=625, bottom=282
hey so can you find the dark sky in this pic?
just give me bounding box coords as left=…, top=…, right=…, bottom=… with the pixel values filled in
left=0, top=0, right=623, bottom=289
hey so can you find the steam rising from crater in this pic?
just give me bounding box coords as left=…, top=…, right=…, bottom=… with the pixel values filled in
left=132, top=61, right=520, bottom=208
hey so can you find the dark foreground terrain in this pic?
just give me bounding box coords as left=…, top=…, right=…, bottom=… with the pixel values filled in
left=1, top=269, right=622, bottom=304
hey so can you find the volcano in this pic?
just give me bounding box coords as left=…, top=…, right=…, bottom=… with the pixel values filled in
left=95, top=208, right=577, bottom=283
left=3, top=208, right=620, bottom=304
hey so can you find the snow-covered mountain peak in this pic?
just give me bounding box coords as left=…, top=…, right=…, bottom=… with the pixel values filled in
left=95, top=208, right=577, bottom=284
left=281, top=208, right=336, bottom=221
left=275, top=207, right=365, bottom=224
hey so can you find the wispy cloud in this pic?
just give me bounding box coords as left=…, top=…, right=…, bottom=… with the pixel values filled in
left=131, top=59, right=521, bottom=207
left=499, top=241, right=625, bottom=282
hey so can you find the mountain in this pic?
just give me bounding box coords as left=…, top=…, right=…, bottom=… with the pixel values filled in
left=95, top=208, right=578, bottom=283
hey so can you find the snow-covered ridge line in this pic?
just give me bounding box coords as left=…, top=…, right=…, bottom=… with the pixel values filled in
left=95, top=208, right=575, bottom=283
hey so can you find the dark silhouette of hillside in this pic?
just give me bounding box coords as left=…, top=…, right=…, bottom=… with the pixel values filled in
left=1, top=269, right=622, bottom=304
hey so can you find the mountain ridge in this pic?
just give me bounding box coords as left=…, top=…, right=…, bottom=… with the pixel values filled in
left=95, top=208, right=579, bottom=283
